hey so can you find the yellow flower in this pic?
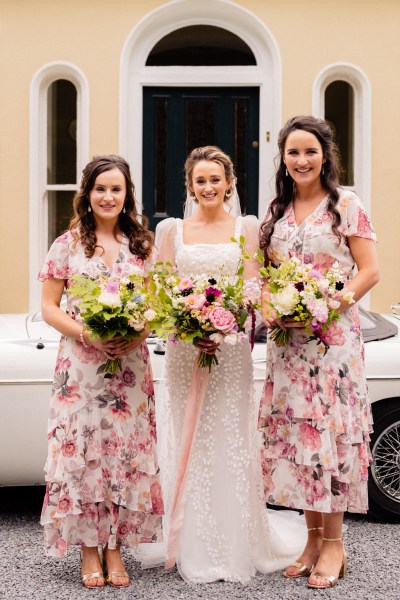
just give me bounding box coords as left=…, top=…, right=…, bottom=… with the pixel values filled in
left=277, top=493, right=289, bottom=505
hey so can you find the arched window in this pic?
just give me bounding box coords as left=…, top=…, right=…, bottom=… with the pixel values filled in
left=146, top=25, right=256, bottom=66
left=47, top=79, right=77, bottom=243
left=30, top=62, right=89, bottom=310
left=312, top=63, right=371, bottom=211
left=324, top=81, right=354, bottom=186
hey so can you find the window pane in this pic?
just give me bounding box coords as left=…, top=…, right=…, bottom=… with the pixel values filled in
left=234, top=100, right=247, bottom=214
left=186, top=98, right=216, bottom=152
left=325, top=81, right=354, bottom=186
left=47, top=80, right=77, bottom=184
left=154, top=98, right=167, bottom=214
left=147, top=25, right=256, bottom=66
left=48, top=190, right=75, bottom=245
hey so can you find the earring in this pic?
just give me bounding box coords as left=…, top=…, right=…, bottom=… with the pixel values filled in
left=88, top=205, right=92, bottom=212
left=123, top=206, right=126, bottom=214
left=322, top=165, right=325, bottom=176
left=285, top=167, right=288, bottom=177
left=225, top=188, right=232, bottom=199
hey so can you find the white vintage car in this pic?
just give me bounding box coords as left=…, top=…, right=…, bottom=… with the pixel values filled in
left=1, top=307, right=399, bottom=523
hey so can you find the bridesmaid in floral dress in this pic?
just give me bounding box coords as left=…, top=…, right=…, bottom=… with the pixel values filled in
left=259, top=116, right=379, bottom=589
left=39, top=155, right=163, bottom=588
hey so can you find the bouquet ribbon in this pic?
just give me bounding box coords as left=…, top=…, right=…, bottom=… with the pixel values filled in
left=165, top=353, right=210, bottom=569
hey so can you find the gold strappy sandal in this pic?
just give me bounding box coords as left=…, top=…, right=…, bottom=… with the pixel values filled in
left=283, top=527, right=323, bottom=578
left=80, top=547, right=105, bottom=588
left=102, top=545, right=130, bottom=588
left=307, top=537, right=347, bottom=589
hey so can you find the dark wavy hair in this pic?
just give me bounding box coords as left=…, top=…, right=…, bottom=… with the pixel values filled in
left=260, top=115, right=342, bottom=250
left=69, top=155, right=153, bottom=260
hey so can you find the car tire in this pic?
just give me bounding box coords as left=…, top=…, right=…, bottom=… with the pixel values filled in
left=368, top=398, right=400, bottom=523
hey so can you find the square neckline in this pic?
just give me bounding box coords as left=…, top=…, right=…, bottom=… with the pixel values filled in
left=177, top=216, right=242, bottom=247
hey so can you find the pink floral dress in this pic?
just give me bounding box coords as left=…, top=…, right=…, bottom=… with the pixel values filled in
left=38, top=231, right=163, bottom=557
left=258, top=190, right=376, bottom=513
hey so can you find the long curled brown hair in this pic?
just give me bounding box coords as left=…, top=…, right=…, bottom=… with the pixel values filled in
left=69, top=155, right=153, bottom=260
left=260, top=116, right=342, bottom=250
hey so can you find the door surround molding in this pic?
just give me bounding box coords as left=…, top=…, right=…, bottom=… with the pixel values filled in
left=120, top=0, right=281, bottom=217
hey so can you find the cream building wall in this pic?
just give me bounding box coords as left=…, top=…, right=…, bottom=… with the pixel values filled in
left=0, top=0, right=399, bottom=313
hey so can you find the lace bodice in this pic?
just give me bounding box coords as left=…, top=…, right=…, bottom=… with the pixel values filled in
left=174, top=217, right=243, bottom=279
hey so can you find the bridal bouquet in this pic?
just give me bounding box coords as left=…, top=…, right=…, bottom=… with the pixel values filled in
left=68, top=273, right=156, bottom=374
left=150, top=237, right=262, bottom=371
left=260, top=257, right=354, bottom=346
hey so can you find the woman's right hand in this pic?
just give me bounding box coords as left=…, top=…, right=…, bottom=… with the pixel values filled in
left=196, top=337, right=220, bottom=355
left=82, top=331, right=123, bottom=359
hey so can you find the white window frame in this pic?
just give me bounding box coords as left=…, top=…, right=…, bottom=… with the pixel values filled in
left=119, top=0, right=282, bottom=220
left=313, top=63, right=372, bottom=308
left=312, top=62, right=372, bottom=213
left=29, top=62, right=89, bottom=311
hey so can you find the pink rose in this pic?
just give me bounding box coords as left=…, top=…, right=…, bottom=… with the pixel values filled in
left=357, top=209, right=373, bottom=237
left=178, top=278, right=194, bottom=292
left=55, top=356, right=71, bottom=372
left=57, top=494, right=73, bottom=513
left=55, top=538, right=67, bottom=557
left=61, top=439, right=77, bottom=457
left=106, top=280, right=120, bottom=293
left=122, top=367, right=136, bottom=388
left=298, top=423, right=322, bottom=451
left=208, top=306, right=235, bottom=333
left=73, top=342, right=104, bottom=364
left=184, top=293, right=207, bottom=310
left=318, top=321, right=345, bottom=346
left=150, top=481, right=165, bottom=515
left=141, top=369, right=154, bottom=396
left=117, top=521, right=130, bottom=538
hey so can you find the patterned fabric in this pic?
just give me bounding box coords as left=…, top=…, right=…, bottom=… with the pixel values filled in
left=259, top=190, right=376, bottom=513
left=38, top=231, right=163, bottom=557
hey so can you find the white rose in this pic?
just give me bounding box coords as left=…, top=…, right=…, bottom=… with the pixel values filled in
left=271, top=284, right=300, bottom=315
left=97, top=292, right=122, bottom=307
left=143, top=309, right=156, bottom=321
left=224, top=333, right=238, bottom=345
left=209, top=332, right=224, bottom=344
left=328, top=299, right=341, bottom=310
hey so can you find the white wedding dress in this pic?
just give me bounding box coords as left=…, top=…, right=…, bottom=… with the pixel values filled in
left=138, top=216, right=306, bottom=583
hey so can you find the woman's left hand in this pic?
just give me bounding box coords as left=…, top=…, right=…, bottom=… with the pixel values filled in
left=196, top=337, right=220, bottom=355
left=102, top=329, right=149, bottom=358
left=283, top=319, right=306, bottom=329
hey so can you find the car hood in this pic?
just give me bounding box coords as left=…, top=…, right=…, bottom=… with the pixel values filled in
left=0, top=313, right=29, bottom=340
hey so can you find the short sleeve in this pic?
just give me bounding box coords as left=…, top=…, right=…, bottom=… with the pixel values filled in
left=241, top=215, right=262, bottom=281
left=38, top=231, right=72, bottom=282
left=154, top=218, right=178, bottom=264
left=341, top=191, right=377, bottom=241
left=143, top=245, right=157, bottom=275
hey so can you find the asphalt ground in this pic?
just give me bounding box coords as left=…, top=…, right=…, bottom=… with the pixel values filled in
left=0, top=487, right=399, bottom=600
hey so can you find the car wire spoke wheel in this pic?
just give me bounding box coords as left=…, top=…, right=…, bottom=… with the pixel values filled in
left=371, top=421, right=400, bottom=503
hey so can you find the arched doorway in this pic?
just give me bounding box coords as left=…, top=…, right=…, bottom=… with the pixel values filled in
left=120, top=0, right=281, bottom=224
left=143, top=26, right=259, bottom=229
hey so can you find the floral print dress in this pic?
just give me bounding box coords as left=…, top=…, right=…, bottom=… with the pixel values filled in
left=258, top=190, right=376, bottom=513
left=38, top=231, right=163, bottom=557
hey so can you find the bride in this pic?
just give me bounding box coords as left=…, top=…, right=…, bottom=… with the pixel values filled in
left=141, top=146, right=306, bottom=583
